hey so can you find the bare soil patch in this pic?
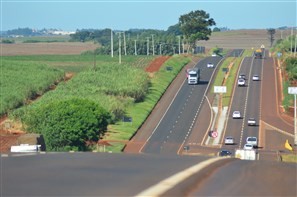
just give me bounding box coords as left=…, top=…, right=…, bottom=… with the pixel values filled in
left=145, top=56, right=170, bottom=72
left=1, top=42, right=97, bottom=56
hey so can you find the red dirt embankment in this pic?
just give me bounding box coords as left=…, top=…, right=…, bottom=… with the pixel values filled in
left=145, top=56, right=170, bottom=72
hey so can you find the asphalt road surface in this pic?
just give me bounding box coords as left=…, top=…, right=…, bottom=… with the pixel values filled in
left=141, top=56, right=223, bottom=154
left=1, top=152, right=296, bottom=196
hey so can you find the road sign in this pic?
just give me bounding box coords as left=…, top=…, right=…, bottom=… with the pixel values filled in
left=214, top=86, right=227, bottom=93
left=211, top=131, right=218, bottom=138
left=261, top=44, right=265, bottom=49
left=288, top=87, right=297, bottom=94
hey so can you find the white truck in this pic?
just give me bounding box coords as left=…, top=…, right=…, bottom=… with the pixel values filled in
left=235, top=149, right=257, bottom=160
left=187, top=68, right=200, bottom=85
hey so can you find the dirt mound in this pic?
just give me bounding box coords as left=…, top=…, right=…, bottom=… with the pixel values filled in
left=145, top=56, right=170, bottom=73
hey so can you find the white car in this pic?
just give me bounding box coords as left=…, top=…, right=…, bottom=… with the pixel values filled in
left=238, top=79, right=245, bottom=86
left=252, top=75, right=260, bottom=81
left=244, top=144, right=254, bottom=150
left=246, top=136, right=258, bottom=147
left=207, top=63, right=214, bottom=68
left=211, top=53, right=217, bottom=57
left=238, top=74, right=246, bottom=79
left=224, top=136, right=234, bottom=145
left=232, top=111, right=241, bottom=119
left=247, top=118, right=256, bottom=126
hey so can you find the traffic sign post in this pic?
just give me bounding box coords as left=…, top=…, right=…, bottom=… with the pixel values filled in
left=288, top=87, right=297, bottom=146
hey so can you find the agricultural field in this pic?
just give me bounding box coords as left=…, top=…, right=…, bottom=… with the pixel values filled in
left=0, top=52, right=190, bottom=152
left=0, top=60, right=65, bottom=116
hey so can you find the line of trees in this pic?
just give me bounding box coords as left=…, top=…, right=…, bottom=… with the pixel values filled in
left=70, top=10, right=216, bottom=56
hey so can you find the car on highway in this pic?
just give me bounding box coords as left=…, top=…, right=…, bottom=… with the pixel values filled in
left=224, top=136, right=234, bottom=145
left=246, top=137, right=258, bottom=147
left=243, top=143, right=254, bottom=150
left=238, top=79, right=246, bottom=86
left=252, top=75, right=260, bottom=81
left=247, top=118, right=256, bottom=126
left=207, top=63, right=214, bottom=68
left=211, top=53, right=217, bottom=57
left=232, top=111, right=241, bottom=119
left=218, top=150, right=232, bottom=157
left=238, top=74, right=246, bottom=79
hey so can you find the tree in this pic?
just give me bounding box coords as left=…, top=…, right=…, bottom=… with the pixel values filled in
left=267, top=28, right=276, bottom=47
left=213, top=27, right=221, bottom=32
left=25, top=98, right=110, bottom=151
left=179, top=10, right=216, bottom=47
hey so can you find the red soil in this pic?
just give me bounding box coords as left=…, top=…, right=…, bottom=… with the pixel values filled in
left=145, top=56, right=170, bottom=73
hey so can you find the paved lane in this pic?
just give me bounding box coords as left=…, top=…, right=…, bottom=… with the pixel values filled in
left=142, top=57, right=223, bottom=154
left=1, top=152, right=213, bottom=197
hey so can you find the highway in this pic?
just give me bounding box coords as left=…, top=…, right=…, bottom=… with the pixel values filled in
left=221, top=51, right=264, bottom=155
left=1, top=152, right=296, bottom=196
left=141, top=56, right=223, bottom=154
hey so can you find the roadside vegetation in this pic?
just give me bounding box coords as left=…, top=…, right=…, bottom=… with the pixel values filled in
left=282, top=154, right=297, bottom=163
left=271, top=34, right=297, bottom=111
left=212, top=57, right=242, bottom=107
left=105, top=55, right=191, bottom=152
left=3, top=54, right=190, bottom=151
left=0, top=60, right=64, bottom=116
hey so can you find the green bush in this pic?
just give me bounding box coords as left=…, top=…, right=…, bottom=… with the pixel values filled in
left=23, top=98, right=110, bottom=151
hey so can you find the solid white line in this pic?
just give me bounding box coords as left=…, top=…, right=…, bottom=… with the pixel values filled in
left=134, top=157, right=228, bottom=197
left=239, top=57, right=255, bottom=148
left=139, top=59, right=202, bottom=153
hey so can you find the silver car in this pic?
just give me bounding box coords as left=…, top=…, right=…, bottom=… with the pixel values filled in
left=232, top=111, right=241, bottom=119
left=246, top=136, right=258, bottom=147
left=224, top=136, right=234, bottom=145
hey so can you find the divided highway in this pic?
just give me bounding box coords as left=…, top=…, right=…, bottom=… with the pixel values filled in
left=222, top=51, right=265, bottom=152
left=141, top=56, right=223, bottom=154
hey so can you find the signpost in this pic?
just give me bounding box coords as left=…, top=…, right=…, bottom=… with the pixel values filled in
left=288, top=87, right=297, bottom=145
left=214, top=86, right=227, bottom=94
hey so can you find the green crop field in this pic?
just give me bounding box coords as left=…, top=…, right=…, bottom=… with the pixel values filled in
left=3, top=53, right=190, bottom=152
left=0, top=60, right=65, bottom=116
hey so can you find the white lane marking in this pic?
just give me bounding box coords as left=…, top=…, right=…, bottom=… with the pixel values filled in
left=239, top=57, right=255, bottom=148
left=135, top=157, right=229, bottom=197
left=178, top=57, right=226, bottom=153
left=139, top=59, right=203, bottom=153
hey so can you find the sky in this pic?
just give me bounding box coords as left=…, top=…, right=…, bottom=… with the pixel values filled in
left=1, top=0, right=296, bottom=31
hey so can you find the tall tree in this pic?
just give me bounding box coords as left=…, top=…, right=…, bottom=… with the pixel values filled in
left=267, top=28, right=276, bottom=47
left=179, top=10, right=216, bottom=47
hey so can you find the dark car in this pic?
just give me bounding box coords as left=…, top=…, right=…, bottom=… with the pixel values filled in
left=218, top=150, right=232, bottom=157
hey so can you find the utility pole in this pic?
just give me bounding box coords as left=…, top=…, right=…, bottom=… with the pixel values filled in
left=294, top=32, right=297, bottom=57
left=111, top=29, right=113, bottom=58
left=290, top=27, right=293, bottom=56
left=182, top=38, right=185, bottom=54
left=146, top=37, right=150, bottom=56
left=134, top=40, right=137, bottom=56
left=117, top=32, right=122, bottom=64
left=151, top=34, right=155, bottom=56
left=178, top=36, right=181, bottom=55
left=159, top=43, right=163, bottom=55
left=123, top=32, right=127, bottom=56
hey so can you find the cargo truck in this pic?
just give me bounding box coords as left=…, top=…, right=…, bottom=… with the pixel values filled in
left=254, top=49, right=263, bottom=59
left=187, top=68, right=200, bottom=84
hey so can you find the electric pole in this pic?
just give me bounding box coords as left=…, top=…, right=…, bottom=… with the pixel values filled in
left=111, top=29, right=113, bottom=58
left=151, top=34, right=155, bottom=56
left=159, top=43, right=163, bottom=55
left=291, top=27, right=293, bottom=56
left=134, top=40, right=137, bottom=56
left=123, top=32, right=127, bottom=56
left=146, top=37, right=150, bottom=56
left=117, top=32, right=122, bottom=64
left=178, top=36, right=181, bottom=55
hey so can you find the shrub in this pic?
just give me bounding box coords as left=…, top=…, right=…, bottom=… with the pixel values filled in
left=23, top=98, right=111, bottom=151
